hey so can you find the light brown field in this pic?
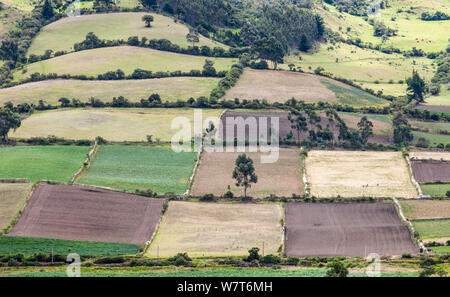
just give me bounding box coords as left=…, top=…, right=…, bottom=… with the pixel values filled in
left=222, top=69, right=340, bottom=103
left=10, top=108, right=223, bottom=142
left=409, top=151, right=450, bottom=161
left=147, top=201, right=283, bottom=257
left=192, top=148, right=303, bottom=198
left=400, top=200, right=450, bottom=220
left=0, top=77, right=220, bottom=106
left=0, top=183, right=32, bottom=231
left=305, top=151, right=417, bottom=198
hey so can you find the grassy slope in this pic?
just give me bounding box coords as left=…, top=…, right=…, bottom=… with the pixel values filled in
left=1, top=0, right=35, bottom=12
left=0, top=77, right=220, bottom=105
left=0, top=146, right=89, bottom=183
left=0, top=4, right=24, bottom=37
left=0, top=236, right=138, bottom=256
left=28, top=12, right=227, bottom=56
left=409, top=119, right=450, bottom=133
left=0, top=183, right=31, bottom=231
left=14, top=46, right=237, bottom=81
left=412, top=131, right=450, bottom=145
left=11, top=108, right=224, bottom=142
left=412, top=220, right=450, bottom=239
left=320, top=80, right=388, bottom=106
left=337, top=112, right=392, bottom=135
left=79, top=145, right=197, bottom=194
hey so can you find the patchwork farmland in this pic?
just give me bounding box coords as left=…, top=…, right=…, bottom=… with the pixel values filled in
left=147, top=201, right=283, bottom=257
left=9, top=183, right=164, bottom=245
left=0, top=0, right=449, bottom=278
left=285, top=203, right=417, bottom=257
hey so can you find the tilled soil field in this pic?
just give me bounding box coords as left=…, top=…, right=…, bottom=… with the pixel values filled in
left=411, top=161, right=450, bottom=183
left=220, top=111, right=339, bottom=142
left=285, top=203, right=417, bottom=257
left=8, top=184, right=164, bottom=245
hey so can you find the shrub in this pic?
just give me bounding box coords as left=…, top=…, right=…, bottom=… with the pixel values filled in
left=260, top=254, right=281, bottom=264
left=94, top=256, right=125, bottom=264
left=200, top=193, right=215, bottom=201
left=245, top=247, right=260, bottom=262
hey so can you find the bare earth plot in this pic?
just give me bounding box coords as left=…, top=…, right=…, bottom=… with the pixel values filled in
left=10, top=108, right=223, bottom=142
left=8, top=184, right=164, bottom=245
left=0, top=183, right=32, bottom=231
left=192, top=148, right=303, bottom=198
left=220, top=110, right=339, bottom=143
left=147, top=201, right=283, bottom=257
left=399, top=200, right=450, bottom=220
left=410, top=151, right=450, bottom=161
left=0, top=77, right=220, bottom=106
left=305, top=151, right=417, bottom=198
left=285, top=203, right=417, bottom=257
left=222, top=69, right=339, bottom=103
left=411, top=161, right=450, bottom=183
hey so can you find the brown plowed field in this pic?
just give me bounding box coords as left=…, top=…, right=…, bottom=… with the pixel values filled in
left=285, top=203, right=417, bottom=257
left=411, top=161, right=450, bottom=183
left=220, top=111, right=339, bottom=142
left=8, top=184, right=164, bottom=245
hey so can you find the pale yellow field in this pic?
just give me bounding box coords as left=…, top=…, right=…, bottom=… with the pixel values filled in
left=409, top=151, right=450, bottom=161
left=147, top=201, right=283, bottom=257
left=10, top=108, right=223, bottom=142
left=400, top=200, right=450, bottom=220
left=305, top=150, right=417, bottom=198
left=0, top=183, right=32, bottom=231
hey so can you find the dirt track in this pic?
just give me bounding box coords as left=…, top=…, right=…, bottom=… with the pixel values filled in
left=8, top=184, right=164, bottom=245
left=285, top=203, right=417, bottom=257
left=411, top=161, right=450, bottom=183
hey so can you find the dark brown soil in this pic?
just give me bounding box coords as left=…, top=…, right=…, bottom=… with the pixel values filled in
left=415, top=105, right=450, bottom=113
left=8, top=184, right=164, bottom=245
left=285, top=203, right=417, bottom=257
left=220, top=111, right=339, bottom=142
left=411, top=161, right=450, bottom=183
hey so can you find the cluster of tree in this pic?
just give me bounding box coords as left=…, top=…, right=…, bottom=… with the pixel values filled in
left=421, top=11, right=449, bottom=21
left=406, top=70, right=427, bottom=102
left=431, top=46, right=449, bottom=91
left=405, top=108, right=450, bottom=122
left=372, top=21, right=397, bottom=39
left=209, top=64, right=243, bottom=102
left=392, top=112, right=413, bottom=145
left=0, top=107, right=21, bottom=143
left=70, top=32, right=245, bottom=58
left=324, top=0, right=388, bottom=16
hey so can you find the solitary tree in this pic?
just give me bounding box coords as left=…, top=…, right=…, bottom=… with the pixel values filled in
left=202, top=59, right=216, bottom=76
left=393, top=112, right=413, bottom=145
left=252, top=37, right=284, bottom=70
left=326, top=261, right=349, bottom=277
left=357, top=116, right=374, bottom=145
left=0, top=108, right=21, bottom=143
left=42, top=0, right=54, bottom=19
left=298, top=34, right=311, bottom=52
left=406, top=70, right=427, bottom=102
left=186, top=29, right=200, bottom=47
left=232, top=154, right=258, bottom=199
left=142, top=15, right=154, bottom=27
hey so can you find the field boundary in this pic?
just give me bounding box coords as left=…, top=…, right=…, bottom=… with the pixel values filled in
left=70, top=140, right=99, bottom=184
left=392, top=198, right=427, bottom=253
left=301, top=156, right=309, bottom=196
left=404, top=155, right=422, bottom=196
left=1, top=181, right=38, bottom=236
left=410, top=217, right=450, bottom=222
left=0, top=179, right=29, bottom=184
left=184, top=149, right=203, bottom=197
left=142, top=199, right=167, bottom=257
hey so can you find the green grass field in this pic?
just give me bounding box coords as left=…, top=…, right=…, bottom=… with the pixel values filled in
left=0, top=77, right=220, bottom=106
left=315, top=0, right=450, bottom=52
left=409, top=120, right=450, bottom=134
left=79, top=146, right=197, bottom=194
left=425, top=87, right=450, bottom=106
left=412, top=220, right=450, bottom=239
left=321, top=80, right=389, bottom=106
left=429, top=246, right=450, bottom=253
left=412, top=131, right=450, bottom=146
left=0, top=236, right=138, bottom=256
left=1, top=0, right=35, bottom=12
left=28, top=12, right=227, bottom=56
left=15, top=46, right=237, bottom=81
left=0, top=146, right=89, bottom=183
left=420, top=183, right=450, bottom=198
left=11, top=108, right=223, bottom=142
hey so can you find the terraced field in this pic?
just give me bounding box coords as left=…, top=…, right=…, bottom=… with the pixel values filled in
left=0, top=146, right=89, bottom=183
left=0, top=77, right=220, bottom=106
left=15, top=46, right=237, bottom=81
left=28, top=12, right=227, bottom=56
left=79, top=145, right=197, bottom=194
left=10, top=108, right=224, bottom=142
